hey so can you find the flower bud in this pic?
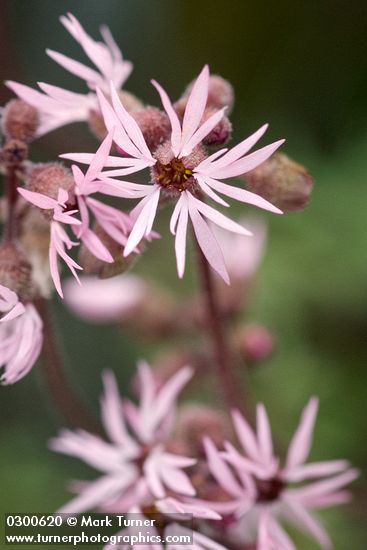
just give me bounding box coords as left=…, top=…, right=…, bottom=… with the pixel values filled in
left=19, top=208, right=52, bottom=298
left=241, top=152, right=314, bottom=212
left=0, top=139, right=28, bottom=165
left=27, top=163, right=75, bottom=205
left=118, top=90, right=144, bottom=113
left=88, top=109, right=107, bottom=141
left=235, top=323, right=274, bottom=365
left=202, top=108, right=232, bottom=147
left=175, top=74, right=235, bottom=116
left=78, top=224, right=134, bottom=278
left=0, top=242, right=37, bottom=300
left=133, top=107, right=171, bottom=151
left=2, top=99, right=39, bottom=142
left=175, top=405, right=231, bottom=457
left=88, top=90, right=143, bottom=141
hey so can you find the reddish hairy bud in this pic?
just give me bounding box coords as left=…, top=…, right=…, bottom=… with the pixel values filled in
left=88, top=90, right=143, bottom=141
left=118, top=90, right=144, bottom=113
left=175, top=74, right=235, bottom=116
left=2, top=99, right=39, bottom=143
left=133, top=107, right=171, bottom=151
left=202, top=108, right=232, bottom=147
left=79, top=225, right=134, bottom=278
left=19, top=208, right=52, bottom=298
left=235, top=323, right=274, bottom=365
left=175, top=405, right=231, bottom=456
left=0, top=139, right=28, bottom=165
left=88, top=110, right=108, bottom=141
left=27, top=163, right=75, bottom=204
left=0, top=242, right=37, bottom=300
left=242, top=152, right=314, bottom=212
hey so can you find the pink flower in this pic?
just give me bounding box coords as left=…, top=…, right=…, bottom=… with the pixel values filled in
left=50, top=13, right=132, bottom=94
left=213, top=216, right=267, bottom=281
left=50, top=362, right=216, bottom=517
left=103, top=522, right=227, bottom=550
left=64, top=274, right=146, bottom=323
left=0, top=285, right=43, bottom=384
left=70, top=130, right=137, bottom=262
left=205, top=399, right=359, bottom=550
left=4, top=81, right=96, bottom=138
left=5, top=13, right=132, bottom=137
left=18, top=187, right=82, bottom=298
left=65, top=65, right=283, bottom=283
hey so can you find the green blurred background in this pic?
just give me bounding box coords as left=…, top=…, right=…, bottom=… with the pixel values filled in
left=0, top=0, right=366, bottom=548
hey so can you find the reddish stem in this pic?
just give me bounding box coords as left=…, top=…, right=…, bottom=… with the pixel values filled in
left=195, top=240, right=245, bottom=412
left=4, top=165, right=18, bottom=242
left=35, top=298, right=102, bottom=435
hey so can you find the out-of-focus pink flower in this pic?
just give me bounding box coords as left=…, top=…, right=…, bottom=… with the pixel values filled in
left=64, top=65, right=284, bottom=283
left=64, top=274, right=146, bottom=323
left=4, top=81, right=96, bottom=138
left=50, top=13, right=132, bottom=94
left=18, top=187, right=82, bottom=298
left=5, top=13, right=132, bottom=137
left=103, top=522, right=227, bottom=550
left=213, top=217, right=267, bottom=282
left=205, top=399, right=359, bottom=550
left=0, top=285, right=43, bottom=384
left=50, top=362, right=217, bottom=518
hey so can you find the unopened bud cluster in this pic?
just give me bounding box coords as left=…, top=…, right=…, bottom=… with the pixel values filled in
left=242, top=152, right=314, bottom=212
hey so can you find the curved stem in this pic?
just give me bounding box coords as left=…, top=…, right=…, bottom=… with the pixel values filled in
left=35, top=298, right=102, bottom=435
left=195, top=240, right=246, bottom=412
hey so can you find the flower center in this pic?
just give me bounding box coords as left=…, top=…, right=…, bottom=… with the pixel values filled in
left=255, top=477, right=285, bottom=503
left=134, top=444, right=151, bottom=471
left=154, top=158, right=194, bottom=193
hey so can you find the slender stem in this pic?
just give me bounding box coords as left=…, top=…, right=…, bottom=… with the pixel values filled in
left=35, top=298, right=102, bottom=435
left=195, top=239, right=245, bottom=412
left=4, top=165, right=18, bottom=242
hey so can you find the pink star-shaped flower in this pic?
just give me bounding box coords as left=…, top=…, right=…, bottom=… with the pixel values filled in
left=6, top=13, right=132, bottom=137
left=0, top=285, right=43, bottom=384
left=204, top=399, right=358, bottom=550
left=65, top=65, right=284, bottom=283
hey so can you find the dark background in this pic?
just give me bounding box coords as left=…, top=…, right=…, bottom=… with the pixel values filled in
left=0, top=1, right=366, bottom=548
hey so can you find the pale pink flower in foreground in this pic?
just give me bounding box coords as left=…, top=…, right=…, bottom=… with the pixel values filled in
left=64, top=274, right=146, bottom=323
left=0, top=285, right=43, bottom=384
left=205, top=399, right=358, bottom=550
left=64, top=65, right=283, bottom=283
left=6, top=13, right=132, bottom=137
left=18, top=187, right=82, bottom=298
left=50, top=362, right=216, bottom=519
left=213, top=216, right=267, bottom=281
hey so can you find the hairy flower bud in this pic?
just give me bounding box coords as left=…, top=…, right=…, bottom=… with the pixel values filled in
left=175, top=405, right=231, bottom=456
left=241, top=153, right=314, bottom=212
left=79, top=224, right=134, bottom=278
left=0, top=139, right=28, bottom=165
left=88, top=109, right=108, bottom=141
left=235, top=323, right=274, bottom=365
left=2, top=99, right=39, bottom=142
left=175, top=74, right=235, bottom=117
left=0, top=242, right=37, bottom=300
left=202, top=108, right=232, bottom=147
left=88, top=90, right=143, bottom=140
left=19, top=208, right=52, bottom=298
left=133, top=107, right=171, bottom=151
left=27, top=163, right=75, bottom=206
